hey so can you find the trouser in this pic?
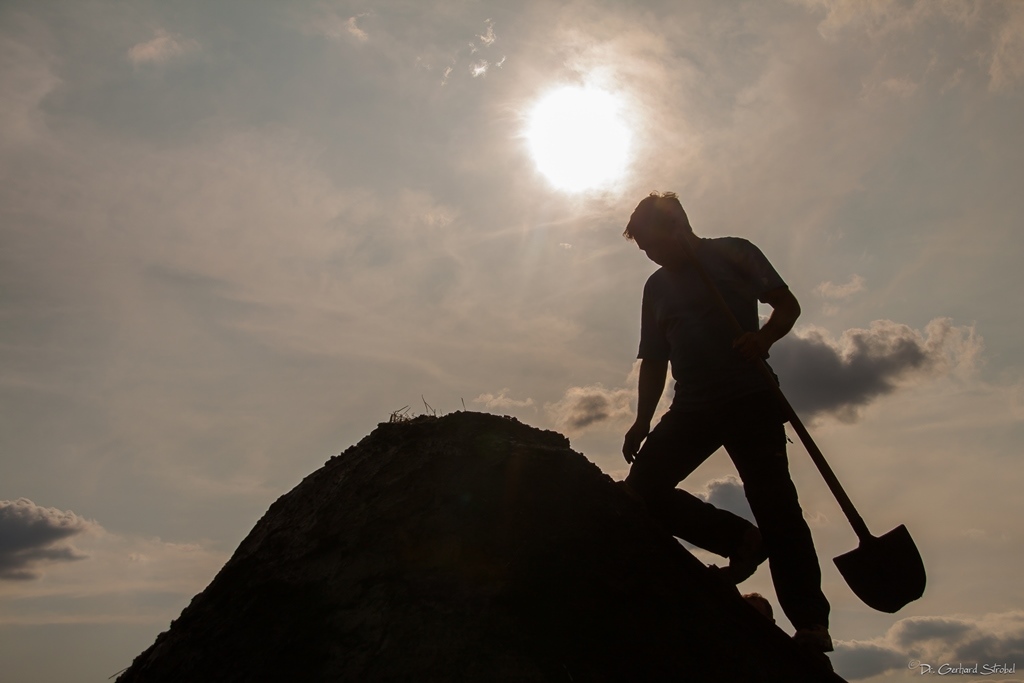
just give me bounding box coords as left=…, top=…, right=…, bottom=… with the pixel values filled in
left=625, top=391, right=830, bottom=629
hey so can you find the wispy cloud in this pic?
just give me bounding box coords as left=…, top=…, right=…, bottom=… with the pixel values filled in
left=791, top=0, right=1024, bottom=93
left=470, top=60, right=489, bottom=77
left=127, top=29, right=198, bottom=66
left=299, top=8, right=371, bottom=43
left=989, top=1, right=1024, bottom=91
left=473, top=388, right=535, bottom=411
left=815, top=274, right=866, bottom=300
left=0, top=26, right=61, bottom=147
left=345, top=15, right=369, bottom=42
left=440, top=18, right=503, bottom=84
left=477, top=19, right=496, bottom=47
left=792, top=0, right=983, bottom=40
left=815, top=274, right=865, bottom=315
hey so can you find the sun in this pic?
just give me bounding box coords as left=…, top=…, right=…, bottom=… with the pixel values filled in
left=525, top=85, right=633, bottom=193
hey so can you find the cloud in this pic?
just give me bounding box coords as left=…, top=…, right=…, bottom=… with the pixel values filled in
left=470, top=60, right=489, bottom=77
left=879, top=76, right=919, bottom=98
left=546, top=384, right=635, bottom=432
left=770, top=318, right=982, bottom=422
left=127, top=29, right=198, bottom=66
left=299, top=8, right=370, bottom=42
left=345, top=16, right=369, bottom=42
left=895, top=617, right=975, bottom=646
left=695, top=475, right=754, bottom=523
left=477, top=19, right=496, bottom=47
left=833, top=611, right=1024, bottom=680
left=0, top=499, right=97, bottom=580
left=815, top=274, right=866, bottom=300
left=0, top=523, right=227, bottom=626
left=693, top=476, right=826, bottom=527
left=791, top=0, right=982, bottom=39
left=791, top=0, right=1024, bottom=92
left=473, top=388, right=535, bottom=410
left=989, top=2, right=1024, bottom=91
left=0, top=24, right=61, bottom=147
left=815, top=275, right=865, bottom=315
left=831, top=640, right=908, bottom=680
left=439, top=18, right=501, bottom=84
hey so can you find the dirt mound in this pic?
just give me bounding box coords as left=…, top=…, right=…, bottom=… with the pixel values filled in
left=117, top=411, right=843, bottom=682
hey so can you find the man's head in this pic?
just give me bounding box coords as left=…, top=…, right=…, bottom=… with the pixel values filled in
left=623, top=192, right=690, bottom=241
left=623, top=191, right=693, bottom=268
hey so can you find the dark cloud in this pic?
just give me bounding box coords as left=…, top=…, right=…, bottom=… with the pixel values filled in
left=0, top=499, right=95, bottom=580
left=894, top=614, right=1024, bottom=665
left=955, top=632, right=1024, bottom=664
left=769, top=318, right=980, bottom=422
left=894, top=617, right=974, bottom=647
left=831, top=641, right=907, bottom=680
left=567, top=395, right=613, bottom=429
left=546, top=385, right=633, bottom=432
left=833, top=613, right=1024, bottom=681
left=696, top=475, right=754, bottom=523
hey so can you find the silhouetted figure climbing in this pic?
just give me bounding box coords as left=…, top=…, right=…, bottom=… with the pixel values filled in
left=620, top=192, right=833, bottom=653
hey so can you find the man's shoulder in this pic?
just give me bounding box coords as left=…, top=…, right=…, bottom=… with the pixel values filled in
left=643, top=265, right=669, bottom=284
left=702, top=236, right=785, bottom=291
left=700, top=235, right=759, bottom=254
left=641, top=267, right=675, bottom=302
left=701, top=236, right=771, bottom=269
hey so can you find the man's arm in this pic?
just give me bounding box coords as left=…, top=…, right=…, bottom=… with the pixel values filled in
left=622, top=358, right=668, bottom=463
left=732, top=286, right=801, bottom=362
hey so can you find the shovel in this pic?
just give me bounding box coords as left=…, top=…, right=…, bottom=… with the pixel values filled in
left=679, top=237, right=926, bottom=613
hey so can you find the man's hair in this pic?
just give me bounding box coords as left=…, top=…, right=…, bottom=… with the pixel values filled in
left=623, top=191, right=690, bottom=241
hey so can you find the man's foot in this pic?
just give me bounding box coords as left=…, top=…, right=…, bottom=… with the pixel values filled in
left=793, top=624, right=834, bottom=653
left=714, top=527, right=768, bottom=584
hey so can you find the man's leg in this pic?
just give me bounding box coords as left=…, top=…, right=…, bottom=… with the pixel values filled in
left=722, top=394, right=831, bottom=632
left=625, top=408, right=752, bottom=558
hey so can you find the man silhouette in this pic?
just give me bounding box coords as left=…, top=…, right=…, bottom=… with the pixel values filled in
left=621, top=192, right=832, bottom=652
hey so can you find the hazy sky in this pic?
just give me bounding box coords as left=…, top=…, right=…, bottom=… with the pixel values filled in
left=2, top=1, right=1023, bottom=680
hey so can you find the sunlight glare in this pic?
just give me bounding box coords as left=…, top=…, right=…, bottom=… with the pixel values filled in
left=525, top=85, right=633, bottom=193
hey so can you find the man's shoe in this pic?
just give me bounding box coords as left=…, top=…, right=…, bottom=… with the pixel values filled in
left=716, top=527, right=768, bottom=584
left=793, top=624, right=834, bottom=653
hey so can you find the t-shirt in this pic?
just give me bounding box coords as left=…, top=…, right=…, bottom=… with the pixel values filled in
left=638, top=236, right=786, bottom=410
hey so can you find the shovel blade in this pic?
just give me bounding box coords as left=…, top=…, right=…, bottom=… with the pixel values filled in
left=833, top=524, right=925, bottom=613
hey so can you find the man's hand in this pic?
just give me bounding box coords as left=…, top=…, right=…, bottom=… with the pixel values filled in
left=625, top=358, right=666, bottom=465
left=732, top=330, right=772, bottom=362
left=622, top=420, right=651, bottom=464
left=733, top=286, right=800, bottom=362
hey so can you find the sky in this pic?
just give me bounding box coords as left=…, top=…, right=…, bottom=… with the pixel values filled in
left=1, top=0, right=1023, bottom=680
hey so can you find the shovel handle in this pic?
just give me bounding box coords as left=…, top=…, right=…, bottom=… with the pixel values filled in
left=773, top=390, right=873, bottom=542
left=680, top=238, right=874, bottom=543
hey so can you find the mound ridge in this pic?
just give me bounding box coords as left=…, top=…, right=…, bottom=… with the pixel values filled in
left=117, top=411, right=843, bottom=682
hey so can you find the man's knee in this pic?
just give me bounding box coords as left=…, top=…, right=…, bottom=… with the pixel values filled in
left=626, top=466, right=668, bottom=494
left=624, top=470, right=678, bottom=512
